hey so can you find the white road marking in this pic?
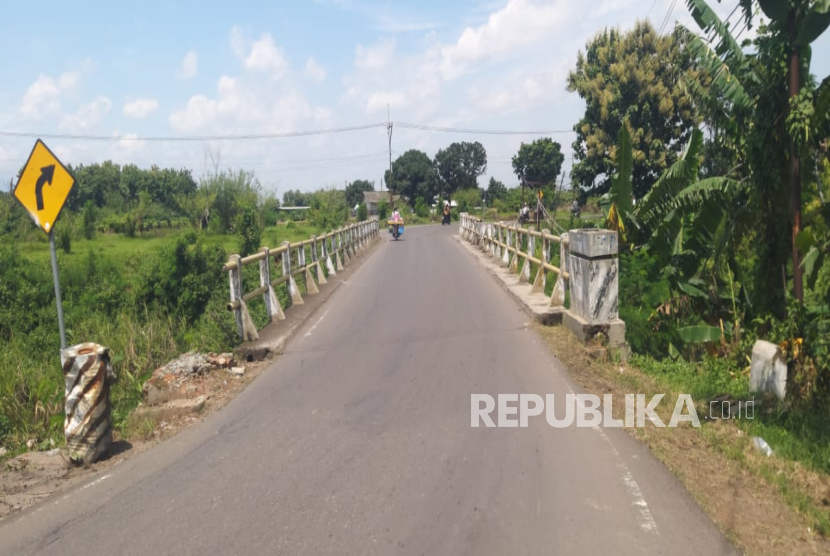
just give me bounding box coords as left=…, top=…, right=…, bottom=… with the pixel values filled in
left=304, top=308, right=331, bottom=338
left=592, top=426, right=658, bottom=534
left=79, top=474, right=112, bottom=491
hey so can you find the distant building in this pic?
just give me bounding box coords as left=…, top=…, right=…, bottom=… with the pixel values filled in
left=362, top=191, right=401, bottom=215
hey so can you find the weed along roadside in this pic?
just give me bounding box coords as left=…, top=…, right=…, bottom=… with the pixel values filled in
left=458, top=213, right=830, bottom=553
left=0, top=214, right=382, bottom=520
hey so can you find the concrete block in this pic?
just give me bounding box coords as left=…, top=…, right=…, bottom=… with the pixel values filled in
left=749, top=340, right=787, bottom=401
left=564, top=311, right=628, bottom=362
left=568, top=255, right=618, bottom=324
left=568, top=229, right=618, bottom=259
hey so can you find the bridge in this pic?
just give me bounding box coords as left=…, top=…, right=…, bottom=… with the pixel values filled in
left=0, top=223, right=734, bottom=555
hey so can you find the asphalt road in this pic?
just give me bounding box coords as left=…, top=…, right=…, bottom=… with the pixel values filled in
left=0, top=224, right=736, bottom=555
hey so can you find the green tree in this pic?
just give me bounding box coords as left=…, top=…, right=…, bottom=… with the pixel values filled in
left=486, top=177, right=508, bottom=203
left=434, top=142, right=487, bottom=202
left=205, top=170, right=260, bottom=233
left=310, top=189, right=348, bottom=230
left=237, top=207, right=262, bottom=257
left=357, top=203, right=368, bottom=221
left=567, top=20, right=699, bottom=199
left=384, top=150, right=439, bottom=207
left=680, top=0, right=830, bottom=314
left=511, top=138, right=565, bottom=187
left=377, top=201, right=389, bottom=221
left=282, top=189, right=313, bottom=207
left=345, top=180, right=375, bottom=208
left=82, top=200, right=96, bottom=239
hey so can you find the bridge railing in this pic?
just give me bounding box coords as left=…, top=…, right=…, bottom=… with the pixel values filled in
left=459, top=213, right=570, bottom=307
left=222, top=219, right=380, bottom=342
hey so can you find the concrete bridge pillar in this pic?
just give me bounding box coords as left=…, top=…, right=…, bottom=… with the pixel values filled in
left=564, top=229, right=626, bottom=357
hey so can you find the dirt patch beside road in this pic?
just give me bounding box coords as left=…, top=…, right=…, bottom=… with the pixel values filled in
left=0, top=356, right=270, bottom=522
left=536, top=325, right=830, bottom=555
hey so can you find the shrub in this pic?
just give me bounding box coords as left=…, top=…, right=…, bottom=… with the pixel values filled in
left=414, top=198, right=430, bottom=218
left=82, top=201, right=96, bottom=240
left=357, top=203, right=368, bottom=221
left=237, top=207, right=262, bottom=257
left=378, top=201, right=389, bottom=221
left=56, top=228, right=71, bottom=254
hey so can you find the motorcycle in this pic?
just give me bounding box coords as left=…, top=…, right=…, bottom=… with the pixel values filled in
left=387, top=219, right=404, bottom=240
left=518, top=211, right=530, bottom=225
left=442, top=212, right=451, bottom=225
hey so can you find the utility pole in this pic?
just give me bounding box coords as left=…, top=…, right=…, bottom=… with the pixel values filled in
left=387, top=104, right=393, bottom=206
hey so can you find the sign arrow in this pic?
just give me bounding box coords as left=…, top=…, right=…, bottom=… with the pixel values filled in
left=35, top=164, right=55, bottom=211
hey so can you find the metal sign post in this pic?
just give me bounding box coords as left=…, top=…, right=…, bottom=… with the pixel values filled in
left=13, top=139, right=76, bottom=349
left=49, top=233, right=67, bottom=349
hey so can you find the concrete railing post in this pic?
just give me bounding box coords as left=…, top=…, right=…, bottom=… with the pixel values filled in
left=564, top=229, right=626, bottom=354
left=322, top=233, right=336, bottom=277
left=533, top=230, right=549, bottom=293
left=228, top=254, right=258, bottom=342
left=550, top=234, right=567, bottom=307
left=335, top=230, right=345, bottom=271
left=260, top=247, right=285, bottom=322
left=520, top=234, right=533, bottom=283
left=302, top=242, right=319, bottom=295
left=312, top=235, right=327, bottom=285
left=283, top=241, right=304, bottom=306
left=62, top=343, right=116, bottom=465
left=508, top=226, right=519, bottom=273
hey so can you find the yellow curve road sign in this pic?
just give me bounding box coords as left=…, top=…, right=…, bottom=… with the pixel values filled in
left=14, top=139, right=76, bottom=235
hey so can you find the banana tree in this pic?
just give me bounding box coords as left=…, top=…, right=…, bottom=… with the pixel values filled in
left=607, top=123, right=747, bottom=344
left=742, top=0, right=830, bottom=301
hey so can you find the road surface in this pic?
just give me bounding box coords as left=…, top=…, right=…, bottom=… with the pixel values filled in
left=0, top=224, right=735, bottom=555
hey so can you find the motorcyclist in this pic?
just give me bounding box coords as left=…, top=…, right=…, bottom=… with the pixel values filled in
left=519, top=203, right=530, bottom=224
left=442, top=203, right=451, bottom=225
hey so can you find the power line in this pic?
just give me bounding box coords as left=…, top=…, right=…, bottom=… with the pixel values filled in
left=646, top=0, right=660, bottom=20
left=658, top=0, right=678, bottom=35
left=0, top=121, right=575, bottom=142
left=0, top=123, right=388, bottom=142
left=396, top=122, right=572, bottom=135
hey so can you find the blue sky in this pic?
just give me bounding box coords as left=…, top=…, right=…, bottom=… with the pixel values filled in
left=1, top=0, right=828, bottom=195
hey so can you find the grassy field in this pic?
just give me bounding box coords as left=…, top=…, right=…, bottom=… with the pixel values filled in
left=0, top=220, right=330, bottom=453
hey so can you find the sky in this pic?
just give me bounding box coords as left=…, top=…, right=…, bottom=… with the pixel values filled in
left=1, top=0, right=829, bottom=197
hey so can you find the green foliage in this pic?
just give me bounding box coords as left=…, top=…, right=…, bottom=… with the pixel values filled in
left=453, top=188, right=482, bottom=213
left=134, top=232, right=227, bottom=324
left=511, top=138, right=565, bottom=187
left=378, top=201, right=389, bottom=220
left=82, top=200, right=96, bottom=240
left=567, top=20, right=700, bottom=199
left=486, top=177, right=508, bottom=203
left=357, top=202, right=368, bottom=221
left=310, top=189, right=348, bottom=230
left=237, top=207, right=262, bottom=257
left=385, top=150, right=438, bottom=206
left=434, top=142, right=487, bottom=198
left=56, top=228, right=71, bottom=254
left=414, top=198, right=430, bottom=218
left=204, top=170, right=260, bottom=233
left=345, top=180, right=375, bottom=208
left=282, top=189, right=313, bottom=207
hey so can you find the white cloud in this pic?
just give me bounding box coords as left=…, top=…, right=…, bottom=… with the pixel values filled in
left=59, top=96, right=112, bottom=132
left=169, top=73, right=316, bottom=134
left=244, top=34, right=289, bottom=77
left=365, top=91, right=408, bottom=114
left=304, top=57, right=327, bottom=82
left=20, top=71, right=80, bottom=120
left=123, top=98, right=159, bottom=118
left=177, top=50, right=198, bottom=79
left=440, top=0, right=571, bottom=78
left=354, top=39, right=395, bottom=71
